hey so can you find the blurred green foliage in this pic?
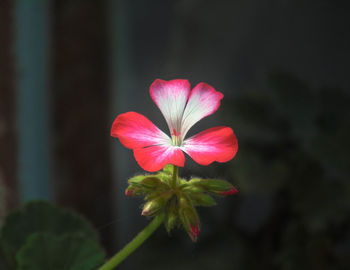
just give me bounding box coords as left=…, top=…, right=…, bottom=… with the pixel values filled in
left=224, top=72, right=350, bottom=269
left=16, top=232, right=104, bottom=270
left=0, top=201, right=105, bottom=270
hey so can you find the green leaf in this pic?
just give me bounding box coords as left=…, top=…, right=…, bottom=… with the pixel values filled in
left=16, top=232, right=105, bottom=270
left=0, top=201, right=98, bottom=263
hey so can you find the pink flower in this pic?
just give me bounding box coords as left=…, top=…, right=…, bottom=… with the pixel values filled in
left=111, top=79, right=238, bottom=172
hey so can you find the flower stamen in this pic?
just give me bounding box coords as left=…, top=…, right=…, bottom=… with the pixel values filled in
left=171, top=129, right=182, bottom=146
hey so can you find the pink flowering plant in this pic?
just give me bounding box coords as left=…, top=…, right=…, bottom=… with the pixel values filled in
left=99, top=79, right=238, bottom=270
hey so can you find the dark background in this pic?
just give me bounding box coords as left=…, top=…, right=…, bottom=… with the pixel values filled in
left=1, top=0, right=349, bottom=269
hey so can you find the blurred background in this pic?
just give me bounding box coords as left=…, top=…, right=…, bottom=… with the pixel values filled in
left=1, top=0, right=350, bottom=269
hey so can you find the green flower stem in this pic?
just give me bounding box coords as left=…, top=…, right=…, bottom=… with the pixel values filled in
left=172, top=165, right=179, bottom=188
left=98, top=214, right=165, bottom=270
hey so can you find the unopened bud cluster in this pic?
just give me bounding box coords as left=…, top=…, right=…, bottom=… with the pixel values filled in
left=125, top=165, right=238, bottom=241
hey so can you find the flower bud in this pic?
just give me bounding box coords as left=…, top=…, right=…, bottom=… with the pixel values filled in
left=190, top=223, right=199, bottom=242
left=164, top=198, right=178, bottom=233
left=128, top=175, right=148, bottom=185
left=188, top=193, right=216, bottom=207
left=141, top=193, right=172, bottom=216
left=181, top=208, right=200, bottom=242
left=182, top=185, right=204, bottom=193
left=125, top=187, right=136, bottom=196
left=178, top=196, right=200, bottom=242
left=219, top=187, right=238, bottom=195
left=125, top=185, right=145, bottom=197
left=141, top=201, right=157, bottom=216
left=189, top=178, right=238, bottom=196
left=140, top=177, right=161, bottom=189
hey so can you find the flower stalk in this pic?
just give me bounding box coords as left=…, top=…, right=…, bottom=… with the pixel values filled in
left=98, top=213, right=165, bottom=270
left=172, top=165, right=179, bottom=188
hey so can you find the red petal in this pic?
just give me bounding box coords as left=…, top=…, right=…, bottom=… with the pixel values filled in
left=182, top=126, right=238, bottom=165
left=134, top=145, right=185, bottom=172
left=111, top=112, right=170, bottom=149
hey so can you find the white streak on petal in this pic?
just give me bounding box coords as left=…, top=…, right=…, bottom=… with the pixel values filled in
left=150, top=79, right=190, bottom=136
left=181, top=83, right=224, bottom=138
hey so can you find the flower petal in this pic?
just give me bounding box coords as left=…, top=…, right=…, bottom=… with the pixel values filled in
left=150, top=79, right=191, bottom=135
left=182, top=126, right=238, bottom=165
left=134, top=145, right=185, bottom=172
left=181, top=83, right=224, bottom=138
left=111, top=112, right=170, bottom=149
